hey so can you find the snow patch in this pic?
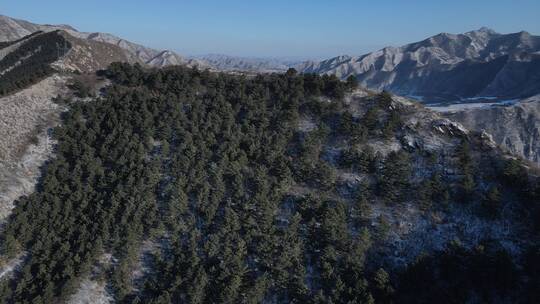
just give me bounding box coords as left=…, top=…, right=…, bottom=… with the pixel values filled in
left=429, top=99, right=519, bottom=113
left=0, top=252, right=25, bottom=281
left=67, top=278, right=113, bottom=304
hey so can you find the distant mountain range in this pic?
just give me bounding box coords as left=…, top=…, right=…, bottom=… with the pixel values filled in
left=192, top=54, right=303, bottom=73
left=2, top=14, right=540, bottom=103
left=0, top=15, right=305, bottom=73
left=297, top=27, right=540, bottom=102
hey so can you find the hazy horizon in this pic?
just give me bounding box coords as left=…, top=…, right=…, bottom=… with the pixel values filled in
left=3, top=0, right=540, bottom=59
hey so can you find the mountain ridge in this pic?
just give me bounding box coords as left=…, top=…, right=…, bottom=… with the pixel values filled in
left=0, top=15, right=207, bottom=69
left=296, top=27, right=540, bottom=102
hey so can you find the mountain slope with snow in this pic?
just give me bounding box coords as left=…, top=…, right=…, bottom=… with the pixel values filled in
left=297, top=28, right=540, bottom=102
left=442, top=94, right=540, bottom=164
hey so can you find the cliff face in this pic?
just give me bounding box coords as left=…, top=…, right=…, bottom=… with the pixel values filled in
left=444, top=95, right=540, bottom=164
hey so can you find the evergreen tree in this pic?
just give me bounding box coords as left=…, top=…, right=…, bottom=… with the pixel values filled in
left=346, top=75, right=358, bottom=91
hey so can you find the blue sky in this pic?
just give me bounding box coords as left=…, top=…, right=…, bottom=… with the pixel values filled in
left=2, top=1, right=539, bottom=59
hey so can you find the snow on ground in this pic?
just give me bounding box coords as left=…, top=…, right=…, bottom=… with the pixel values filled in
left=461, top=96, right=499, bottom=101
left=67, top=253, right=114, bottom=304
left=405, top=95, right=425, bottom=102
left=0, top=252, right=25, bottom=281
left=366, top=139, right=402, bottom=157
left=0, top=74, right=68, bottom=222
left=297, top=116, right=317, bottom=132
left=0, top=134, right=57, bottom=222
left=130, top=238, right=162, bottom=292
left=428, top=99, right=519, bottom=113
left=67, top=278, right=113, bottom=304
left=373, top=199, right=528, bottom=269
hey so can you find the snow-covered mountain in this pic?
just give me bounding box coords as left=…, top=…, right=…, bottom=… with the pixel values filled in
left=297, top=28, right=540, bottom=102
left=441, top=94, right=540, bottom=164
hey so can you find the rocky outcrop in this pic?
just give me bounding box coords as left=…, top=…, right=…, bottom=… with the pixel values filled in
left=296, top=28, right=540, bottom=102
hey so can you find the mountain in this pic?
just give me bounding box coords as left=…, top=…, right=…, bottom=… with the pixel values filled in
left=1, top=15, right=540, bottom=303
left=194, top=54, right=302, bottom=73
left=0, top=14, right=71, bottom=41
left=1, top=64, right=539, bottom=303
left=297, top=28, right=540, bottom=102
left=0, top=28, right=134, bottom=88
left=441, top=94, right=540, bottom=164
left=0, top=30, right=75, bottom=94
left=0, top=15, right=207, bottom=70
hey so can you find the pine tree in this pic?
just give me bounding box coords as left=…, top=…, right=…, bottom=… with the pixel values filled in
left=378, top=151, right=411, bottom=204
left=346, top=75, right=358, bottom=91
left=373, top=268, right=395, bottom=302
left=457, top=140, right=476, bottom=201
left=483, top=186, right=501, bottom=217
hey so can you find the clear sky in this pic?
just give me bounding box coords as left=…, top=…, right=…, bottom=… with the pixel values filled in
left=2, top=1, right=539, bottom=59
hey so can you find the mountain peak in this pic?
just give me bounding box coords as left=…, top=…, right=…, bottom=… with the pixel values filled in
left=518, top=30, right=532, bottom=37
left=478, top=26, right=497, bottom=34
left=464, top=27, right=499, bottom=37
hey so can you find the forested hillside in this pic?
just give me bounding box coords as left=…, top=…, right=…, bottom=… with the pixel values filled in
left=0, top=64, right=539, bottom=303
left=0, top=31, right=70, bottom=96
left=0, top=31, right=42, bottom=50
